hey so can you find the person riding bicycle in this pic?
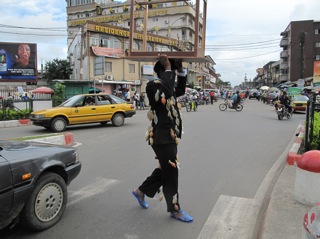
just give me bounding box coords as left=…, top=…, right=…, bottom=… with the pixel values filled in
left=231, top=91, right=240, bottom=108
left=279, top=91, right=292, bottom=113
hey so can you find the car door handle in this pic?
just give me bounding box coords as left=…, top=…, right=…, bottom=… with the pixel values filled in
left=91, top=108, right=96, bottom=110
left=111, top=106, right=115, bottom=108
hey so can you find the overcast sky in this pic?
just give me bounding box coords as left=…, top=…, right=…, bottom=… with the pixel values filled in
left=1, top=0, right=319, bottom=86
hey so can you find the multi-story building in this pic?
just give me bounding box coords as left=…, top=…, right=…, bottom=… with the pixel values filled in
left=279, top=20, right=320, bottom=83
left=65, top=0, right=216, bottom=94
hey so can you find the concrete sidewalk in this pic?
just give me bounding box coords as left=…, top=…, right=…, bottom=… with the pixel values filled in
left=258, top=123, right=312, bottom=238
left=258, top=165, right=311, bottom=238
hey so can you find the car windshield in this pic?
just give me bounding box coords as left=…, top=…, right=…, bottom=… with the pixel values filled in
left=59, top=94, right=127, bottom=107
left=293, top=95, right=309, bottom=101
left=109, top=94, right=127, bottom=103
left=59, top=95, right=85, bottom=107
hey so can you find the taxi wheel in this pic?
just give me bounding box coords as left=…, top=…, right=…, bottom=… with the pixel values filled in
left=51, top=117, right=67, bottom=132
left=112, top=113, right=124, bottom=127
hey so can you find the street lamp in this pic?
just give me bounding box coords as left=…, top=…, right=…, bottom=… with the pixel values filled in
left=168, top=16, right=185, bottom=38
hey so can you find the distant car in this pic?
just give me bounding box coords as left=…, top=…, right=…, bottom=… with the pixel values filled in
left=203, top=89, right=221, bottom=99
left=249, top=89, right=259, bottom=99
left=291, top=95, right=309, bottom=113
left=30, top=94, right=136, bottom=132
left=0, top=140, right=81, bottom=231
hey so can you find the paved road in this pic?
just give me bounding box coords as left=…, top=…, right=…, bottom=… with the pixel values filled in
left=1, top=99, right=305, bottom=239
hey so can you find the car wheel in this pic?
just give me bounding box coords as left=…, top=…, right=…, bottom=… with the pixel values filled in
left=20, top=172, right=67, bottom=231
left=51, top=117, right=67, bottom=132
left=112, top=113, right=124, bottom=127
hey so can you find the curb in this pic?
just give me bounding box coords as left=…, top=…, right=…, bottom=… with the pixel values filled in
left=18, top=132, right=75, bottom=146
left=250, top=122, right=305, bottom=238
left=287, top=124, right=305, bottom=165
left=0, top=119, right=31, bottom=128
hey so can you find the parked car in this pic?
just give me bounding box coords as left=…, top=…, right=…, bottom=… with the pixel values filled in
left=0, top=140, right=81, bottom=231
left=30, top=94, right=136, bottom=132
left=291, top=95, right=309, bottom=113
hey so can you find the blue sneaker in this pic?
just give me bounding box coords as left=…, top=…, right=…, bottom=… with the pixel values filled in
left=132, top=189, right=148, bottom=209
left=170, top=210, right=193, bottom=223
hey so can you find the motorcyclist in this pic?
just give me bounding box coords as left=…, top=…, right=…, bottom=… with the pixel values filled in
left=190, top=91, right=198, bottom=108
left=279, top=91, right=292, bottom=113
left=231, top=91, right=240, bottom=108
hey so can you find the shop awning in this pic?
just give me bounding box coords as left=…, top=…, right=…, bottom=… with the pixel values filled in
left=91, top=46, right=124, bottom=58
left=103, top=80, right=135, bottom=85
left=88, top=87, right=102, bottom=93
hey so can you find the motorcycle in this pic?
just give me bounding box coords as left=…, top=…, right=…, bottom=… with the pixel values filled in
left=219, top=99, right=243, bottom=112
left=186, top=99, right=197, bottom=112
left=275, top=103, right=293, bottom=120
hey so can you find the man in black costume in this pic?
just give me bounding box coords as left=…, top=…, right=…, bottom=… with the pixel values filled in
left=132, top=54, right=193, bottom=223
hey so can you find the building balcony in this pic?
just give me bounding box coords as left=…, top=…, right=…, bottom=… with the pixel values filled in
left=280, top=75, right=288, bottom=82
left=280, top=50, right=288, bottom=59
left=280, top=62, right=288, bottom=70
left=280, top=39, right=289, bottom=47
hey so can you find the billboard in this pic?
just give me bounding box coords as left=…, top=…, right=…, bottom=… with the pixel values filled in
left=314, top=61, right=320, bottom=84
left=0, top=42, right=37, bottom=82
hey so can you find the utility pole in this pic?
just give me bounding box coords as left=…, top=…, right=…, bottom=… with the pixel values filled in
left=300, top=32, right=306, bottom=79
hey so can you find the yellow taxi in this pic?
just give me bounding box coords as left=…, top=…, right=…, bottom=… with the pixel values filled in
left=30, top=94, right=136, bottom=132
left=275, top=94, right=309, bottom=113
left=291, top=94, right=309, bottom=113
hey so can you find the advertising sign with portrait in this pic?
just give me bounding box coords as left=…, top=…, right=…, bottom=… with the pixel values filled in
left=0, top=42, right=37, bottom=82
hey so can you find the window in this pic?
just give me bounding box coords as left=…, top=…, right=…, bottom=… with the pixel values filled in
left=105, top=62, right=112, bottom=72
left=89, top=37, right=99, bottom=46
left=129, top=64, right=135, bottom=73
left=315, top=29, right=320, bottom=34
left=316, top=55, right=320, bottom=60
left=316, top=42, right=320, bottom=48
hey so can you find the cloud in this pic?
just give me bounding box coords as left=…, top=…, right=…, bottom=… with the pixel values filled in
left=1, top=0, right=67, bottom=68
left=204, top=0, right=320, bottom=86
left=2, top=0, right=319, bottom=86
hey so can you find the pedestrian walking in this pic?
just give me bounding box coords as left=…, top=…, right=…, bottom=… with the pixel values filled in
left=209, top=90, right=215, bottom=104
left=132, top=54, right=193, bottom=223
left=126, top=91, right=131, bottom=102
left=140, top=93, right=145, bottom=110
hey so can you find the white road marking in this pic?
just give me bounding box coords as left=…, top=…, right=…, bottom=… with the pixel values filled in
left=67, top=177, right=119, bottom=206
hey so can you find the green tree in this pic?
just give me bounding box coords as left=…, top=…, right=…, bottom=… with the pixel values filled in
left=52, top=82, right=66, bottom=106
left=44, top=58, right=72, bottom=81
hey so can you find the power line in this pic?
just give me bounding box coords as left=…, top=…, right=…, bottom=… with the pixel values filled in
left=206, top=39, right=280, bottom=47
left=0, top=24, right=66, bottom=31
left=0, top=30, right=67, bottom=37
left=206, top=44, right=280, bottom=51
left=213, top=49, right=281, bottom=61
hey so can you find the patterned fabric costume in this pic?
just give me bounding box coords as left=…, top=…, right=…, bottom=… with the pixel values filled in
left=138, top=69, right=187, bottom=212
